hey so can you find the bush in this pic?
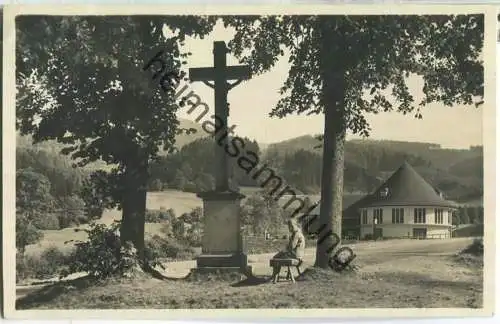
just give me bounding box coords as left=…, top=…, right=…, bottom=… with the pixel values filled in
left=182, top=181, right=198, bottom=193
left=145, top=208, right=177, bottom=223
left=461, top=238, right=484, bottom=256
left=16, top=253, right=30, bottom=283
left=61, top=221, right=161, bottom=279
left=56, top=195, right=86, bottom=228
left=149, top=179, right=164, bottom=191
left=16, top=213, right=43, bottom=255
left=16, top=247, right=69, bottom=283
left=145, top=210, right=163, bottom=223
left=32, top=212, right=60, bottom=230
left=185, top=223, right=203, bottom=247
left=146, top=235, right=197, bottom=261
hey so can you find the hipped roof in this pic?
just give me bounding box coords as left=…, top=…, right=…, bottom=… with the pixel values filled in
left=308, top=162, right=457, bottom=217
left=360, top=161, right=457, bottom=208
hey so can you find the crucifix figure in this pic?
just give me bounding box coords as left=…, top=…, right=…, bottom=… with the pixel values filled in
left=189, top=41, right=251, bottom=192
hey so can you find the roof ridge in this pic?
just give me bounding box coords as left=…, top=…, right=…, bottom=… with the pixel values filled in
left=362, top=162, right=456, bottom=208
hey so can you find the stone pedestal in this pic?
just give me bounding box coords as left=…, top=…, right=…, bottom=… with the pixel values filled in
left=192, top=190, right=252, bottom=277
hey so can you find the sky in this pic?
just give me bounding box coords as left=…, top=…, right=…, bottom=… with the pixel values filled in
left=175, top=20, right=483, bottom=149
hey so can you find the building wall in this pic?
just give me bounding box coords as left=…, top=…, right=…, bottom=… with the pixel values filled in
left=360, top=224, right=451, bottom=239
left=359, top=205, right=454, bottom=239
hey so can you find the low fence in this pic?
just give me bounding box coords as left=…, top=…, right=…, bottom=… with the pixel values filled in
left=244, top=233, right=457, bottom=246
left=367, top=234, right=452, bottom=240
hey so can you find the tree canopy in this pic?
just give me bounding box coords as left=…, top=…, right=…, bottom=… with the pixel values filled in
left=16, top=16, right=216, bottom=170
left=225, top=15, right=483, bottom=133
left=16, top=16, right=217, bottom=259
left=223, top=14, right=483, bottom=267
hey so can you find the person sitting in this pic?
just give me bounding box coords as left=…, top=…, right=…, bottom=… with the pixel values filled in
left=270, top=219, right=306, bottom=282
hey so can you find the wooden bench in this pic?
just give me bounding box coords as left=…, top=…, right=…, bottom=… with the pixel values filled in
left=269, top=258, right=302, bottom=283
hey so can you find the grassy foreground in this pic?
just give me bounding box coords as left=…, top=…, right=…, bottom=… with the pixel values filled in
left=17, top=240, right=483, bottom=309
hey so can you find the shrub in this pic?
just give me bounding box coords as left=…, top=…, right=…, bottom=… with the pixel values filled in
left=172, top=219, right=186, bottom=239
left=149, top=179, right=164, bottom=191
left=35, top=246, right=69, bottom=279
left=32, top=212, right=60, bottom=230
left=461, top=238, right=484, bottom=256
left=16, top=213, right=43, bottom=255
left=16, top=247, right=69, bottom=283
left=185, top=223, right=203, bottom=247
left=145, top=210, right=163, bottom=223
left=146, top=235, right=197, bottom=261
left=56, top=195, right=86, bottom=228
left=16, top=253, right=31, bottom=283
left=145, top=208, right=177, bottom=223
left=61, top=221, right=161, bottom=279
left=182, top=181, right=198, bottom=193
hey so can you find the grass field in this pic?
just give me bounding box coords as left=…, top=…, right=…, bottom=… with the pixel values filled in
left=17, top=238, right=483, bottom=309
left=24, top=188, right=318, bottom=256
left=453, top=224, right=484, bottom=238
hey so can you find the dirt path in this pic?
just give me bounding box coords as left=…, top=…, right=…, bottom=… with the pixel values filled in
left=16, top=238, right=474, bottom=299
left=153, top=237, right=474, bottom=277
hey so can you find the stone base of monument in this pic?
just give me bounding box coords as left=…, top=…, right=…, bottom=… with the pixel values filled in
left=196, top=253, right=248, bottom=268
left=187, top=265, right=253, bottom=282
left=192, top=190, right=252, bottom=281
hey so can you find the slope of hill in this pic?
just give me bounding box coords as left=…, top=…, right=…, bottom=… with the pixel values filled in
left=16, top=118, right=209, bottom=169
left=263, top=135, right=322, bottom=158
left=260, top=136, right=483, bottom=201
left=449, top=155, right=483, bottom=179
left=264, top=136, right=483, bottom=172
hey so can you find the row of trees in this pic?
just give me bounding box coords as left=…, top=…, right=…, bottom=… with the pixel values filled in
left=455, top=206, right=484, bottom=225
left=15, top=168, right=88, bottom=254
left=17, top=15, right=483, bottom=270
left=148, top=134, right=482, bottom=202
left=147, top=137, right=261, bottom=192
left=15, top=147, right=111, bottom=255
left=17, top=147, right=87, bottom=198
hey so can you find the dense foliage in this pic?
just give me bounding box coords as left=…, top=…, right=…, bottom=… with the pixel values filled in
left=61, top=221, right=164, bottom=279
left=240, top=191, right=288, bottom=236
left=262, top=137, right=483, bottom=200
left=15, top=144, right=101, bottom=254
left=223, top=14, right=483, bottom=267
left=148, top=137, right=261, bottom=192
left=16, top=16, right=217, bottom=259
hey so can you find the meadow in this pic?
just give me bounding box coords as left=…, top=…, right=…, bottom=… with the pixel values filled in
left=24, top=188, right=318, bottom=256
left=16, top=188, right=484, bottom=309
left=17, top=238, right=483, bottom=309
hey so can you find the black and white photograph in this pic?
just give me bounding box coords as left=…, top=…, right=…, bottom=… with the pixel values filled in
left=2, top=4, right=496, bottom=319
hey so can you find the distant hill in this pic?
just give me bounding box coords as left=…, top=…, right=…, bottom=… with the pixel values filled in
left=263, top=136, right=483, bottom=172
left=260, top=135, right=483, bottom=202
left=263, top=135, right=321, bottom=158
left=16, top=122, right=483, bottom=203
left=16, top=118, right=209, bottom=170
left=449, top=155, right=483, bottom=179
left=348, top=139, right=482, bottom=171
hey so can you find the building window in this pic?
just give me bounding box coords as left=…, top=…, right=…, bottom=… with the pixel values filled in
left=392, top=208, right=404, bottom=224
left=414, top=208, right=426, bottom=224
left=434, top=209, right=444, bottom=224
left=373, top=208, right=383, bottom=224
left=362, top=209, right=368, bottom=225
left=448, top=210, right=453, bottom=224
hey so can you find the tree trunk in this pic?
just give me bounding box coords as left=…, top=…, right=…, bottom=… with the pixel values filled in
left=120, top=160, right=148, bottom=262
left=314, top=17, right=347, bottom=268
left=314, top=105, right=346, bottom=268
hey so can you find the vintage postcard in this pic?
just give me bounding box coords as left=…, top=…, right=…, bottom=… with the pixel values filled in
left=2, top=3, right=496, bottom=320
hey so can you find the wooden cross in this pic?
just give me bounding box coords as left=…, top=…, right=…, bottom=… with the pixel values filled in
left=189, top=41, right=251, bottom=192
